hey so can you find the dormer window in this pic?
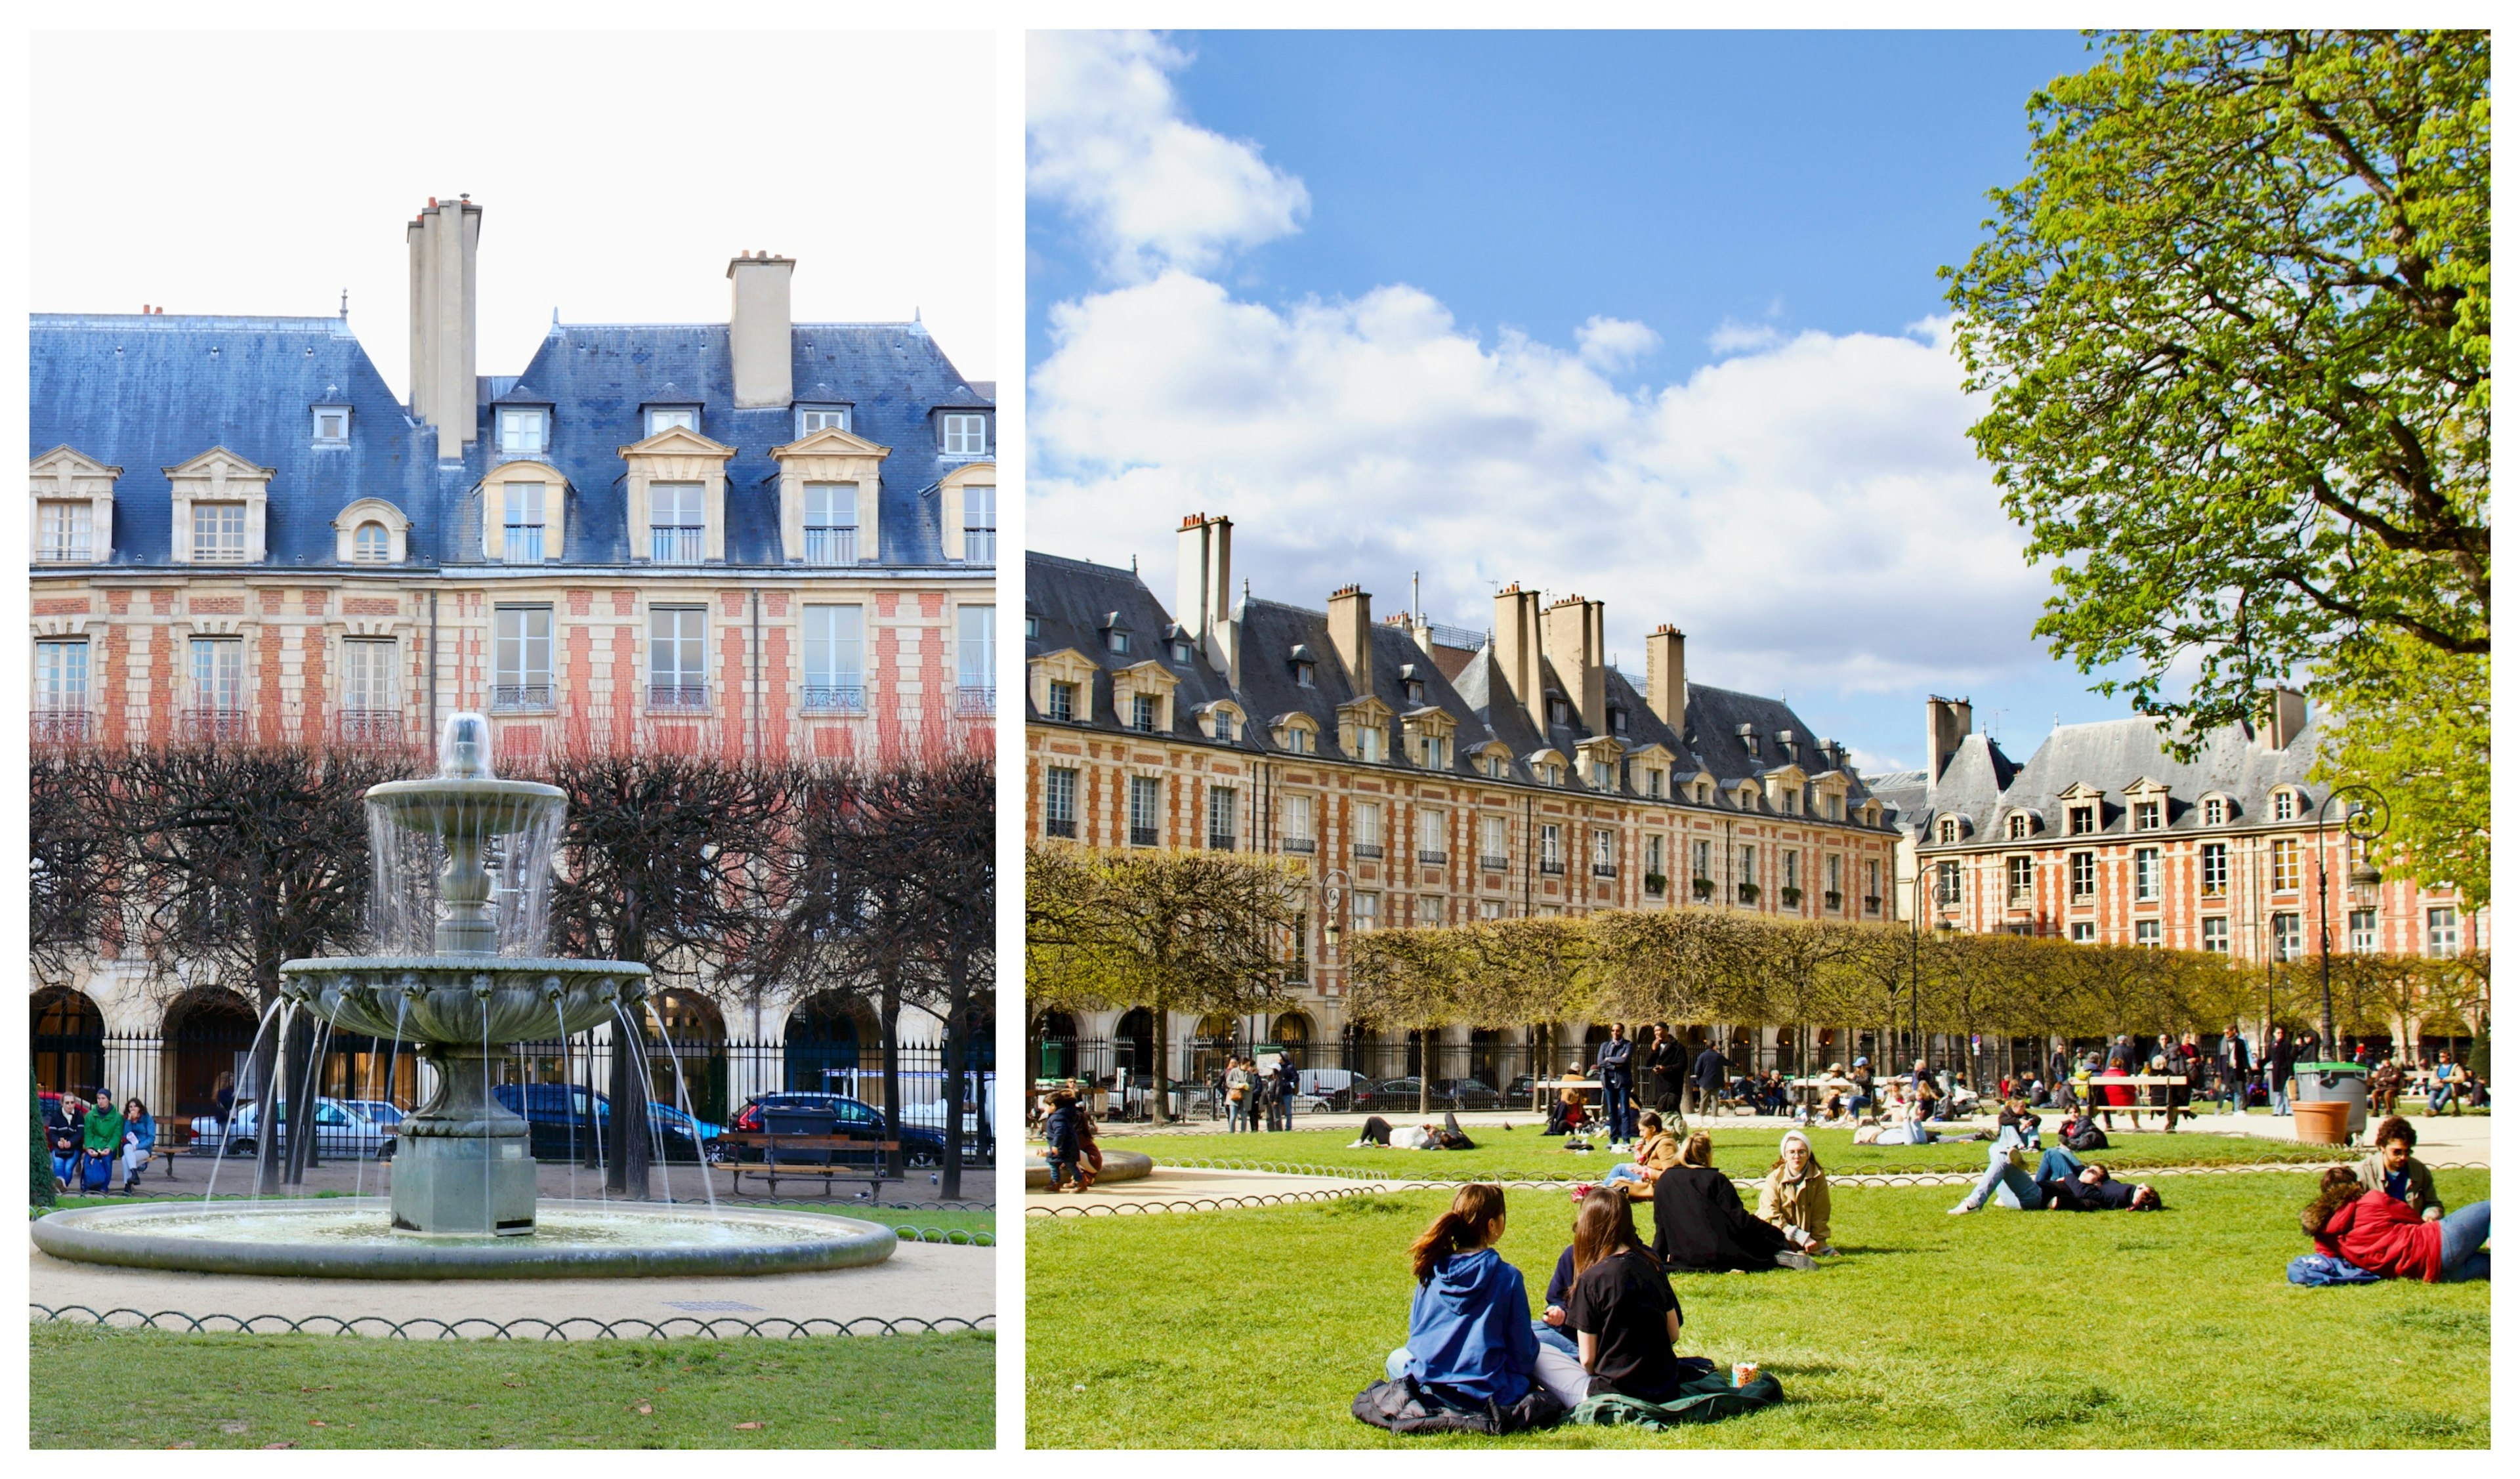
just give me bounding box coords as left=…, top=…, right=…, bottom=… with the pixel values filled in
left=37, top=501, right=93, bottom=562
left=192, top=501, right=247, bottom=562
left=1418, top=734, right=1447, bottom=770
left=1739, top=726, right=1759, bottom=760
left=2133, top=799, right=2163, bottom=831
left=1610, top=709, right=1629, bottom=736
left=940, top=412, right=989, bottom=457
left=501, top=482, right=547, bottom=564
left=1548, top=697, right=1570, bottom=727
left=2069, top=804, right=2096, bottom=835
left=795, top=405, right=850, bottom=436
left=1292, top=647, right=1315, bottom=687
left=1405, top=679, right=1426, bottom=705
left=961, top=484, right=996, bottom=564
left=2007, top=813, right=2030, bottom=840
left=2272, top=789, right=2297, bottom=822
left=312, top=406, right=351, bottom=446
left=1172, top=638, right=1193, bottom=663
left=352, top=521, right=390, bottom=563
left=2203, top=797, right=2228, bottom=826
left=1939, top=818, right=1959, bottom=844
left=497, top=407, right=548, bottom=456
left=1107, top=629, right=1131, bottom=656
left=1047, top=680, right=1076, bottom=722
left=645, top=406, right=700, bottom=437
left=1025, top=615, right=1039, bottom=640
left=649, top=483, right=705, bottom=564
left=1131, top=693, right=1158, bottom=733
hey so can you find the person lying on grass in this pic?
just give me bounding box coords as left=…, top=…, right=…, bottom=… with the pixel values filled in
left=1565, top=1186, right=1717, bottom=1403
left=2305, top=1165, right=2490, bottom=1283
left=1598, top=1111, right=1681, bottom=1192
left=1651, top=1132, right=1816, bottom=1272
left=1353, top=1114, right=1477, bottom=1150
left=1755, top=1130, right=1836, bottom=1255
left=2041, top=1160, right=2163, bottom=1212
left=1384, top=1184, right=1589, bottom=1408
left=2353, top=1116, right=2443, bottom=1220
left=1948, top=1140, right=2156, bottom=1213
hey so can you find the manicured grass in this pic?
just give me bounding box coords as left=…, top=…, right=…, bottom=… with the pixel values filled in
left=1028, top=1168, right=2490, bottom=1448
left=41, top=1194, right=993, bottom=1243
left=1120, top=1125, right=2360, bottom=1182
left=31, top=1322, right=993, bottom=1449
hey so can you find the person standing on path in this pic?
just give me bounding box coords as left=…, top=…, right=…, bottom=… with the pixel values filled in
left=1224, top=1057, right=1255, bottom=1133
left=1646, top=1024, right=1687, bottom=1115
left=1690, top=1039, right=1729, bottom=1119
left=1597, top=1024, right=1637, bottom=1147
left=2220, top=1025, right=2252, bottom=1114
left=2266, top=1028, right=2295, bottom=1116
left=1273, top=1056, right=1299, bottom=1131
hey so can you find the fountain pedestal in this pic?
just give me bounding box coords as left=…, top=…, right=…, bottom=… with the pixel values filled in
left=392, top=1046, right=537, bottom=1236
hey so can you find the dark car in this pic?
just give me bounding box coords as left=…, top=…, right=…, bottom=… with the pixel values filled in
left=490, top=1083, right=721, bottom=1163
left=726, top=1093, right=946, bottom=1168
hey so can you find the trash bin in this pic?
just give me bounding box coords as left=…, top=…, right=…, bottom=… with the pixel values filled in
left=2291, top=1061, right=2370, bottom=1139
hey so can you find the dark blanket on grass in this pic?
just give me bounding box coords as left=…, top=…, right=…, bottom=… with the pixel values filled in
left=1566, top=1369, right=1787, bottom=1428
left=1353, top=1374, right=1567, bottom=1435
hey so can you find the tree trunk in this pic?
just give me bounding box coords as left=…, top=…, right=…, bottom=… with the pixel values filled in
left=938, top=990, right=968, bottom=1202
left=879, top=974, right=904, bottom=1181
left=606, top=1017, right=652, bottom=1198
left=249, top=1018, right=284, bottom=1194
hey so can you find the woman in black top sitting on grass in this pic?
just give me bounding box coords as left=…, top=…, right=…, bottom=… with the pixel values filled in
left=1650, top=1132, right=1814, bottom=1272
left=1564, top=1186, right=1711, bottom=1402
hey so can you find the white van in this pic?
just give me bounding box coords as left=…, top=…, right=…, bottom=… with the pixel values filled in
left=1297, top=1068, right=1366, bottom=1111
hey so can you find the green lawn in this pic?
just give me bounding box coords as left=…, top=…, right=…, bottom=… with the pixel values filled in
left=41, top=1194, right=993, bottom=1244
left=1118, top=1125, right=2357, bottom=1182
left=1028, top=1168, right=2490, bottom=1448
left=31, top=1322, right=992, bottom=1448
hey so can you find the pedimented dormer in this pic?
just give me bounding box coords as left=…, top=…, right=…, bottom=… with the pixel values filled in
left=32, top=445, right=119, bottom=564
left=1029, top=648, right=1097, bottom=723
left=2058, top=781, right=2109, bottom=837
left=1112, top=659, right=1181, bottom=734
left=165, top=447, right=274, bottom=564
left=1337, top=694, right=1394, bottom=764
left=1811, top=768, right=1852, bottom=820
left=1625, top=741, right=1676, bottom=799
left=619, top=425, right=735, bottom=565
left=1575, top=734, right=1626, bottom=792
left=1402, top=704, right=1458, bottom=770
left=770, top=425, right=890, bottom=566
left=2122, top=776, right=2172, bottom=832
left=1761, top=762, right=1811, bottom=816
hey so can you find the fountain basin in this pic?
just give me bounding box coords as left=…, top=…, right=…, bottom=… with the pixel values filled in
left=364, top=775, right=567, bottom=837
left=30, top=1198, right=897, bottom=1280
left=278, top=957, right=650, bottom=1042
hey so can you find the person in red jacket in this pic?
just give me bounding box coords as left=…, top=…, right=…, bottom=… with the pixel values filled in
left=2304, top=1167, right=2491, bottom=1283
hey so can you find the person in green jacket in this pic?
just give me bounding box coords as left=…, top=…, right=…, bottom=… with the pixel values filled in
left=2352, top=1115, right=2443, bottom=1220
left=80, top=1093, right=125, bottom=1184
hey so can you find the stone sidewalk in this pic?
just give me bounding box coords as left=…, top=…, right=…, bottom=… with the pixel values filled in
left=112, top=1151, right=994, bottom=1208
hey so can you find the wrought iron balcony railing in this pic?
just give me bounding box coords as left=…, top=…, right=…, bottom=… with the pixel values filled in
left=957, top=686, right=996, bottom=715
left=1352, top=843, right=1384, bottom=860
left=648, top=684, right=709, bottom=711
left=32, top=709, right=91, bottom=745
left=337, top=709, right=404, bottom=745
left=650, top=526, right=705, bottom=564
left=803, top=684, right=866, bottom=714
left=1280, top=837, right=1316, bottom=854
left=492, top=684, right=553, bottom=711
left=805, top=527, right=858, bottom=566
left=1479, top=854, right=1509, bottom=871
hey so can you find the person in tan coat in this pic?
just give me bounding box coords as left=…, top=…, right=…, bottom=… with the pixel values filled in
left=1600, top=1111, right=1683, bottom=1196
left=1756, top=1129, right=1837, bottom=1255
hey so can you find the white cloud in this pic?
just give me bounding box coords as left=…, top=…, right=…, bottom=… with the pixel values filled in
left=1707, top=318, right=1784, bottom=354
left=1030, top=276, right=2048, bottom=702
left=1028, top=31, right=1309, bottom=281
left=1574, top=315, right=1661, bottom=371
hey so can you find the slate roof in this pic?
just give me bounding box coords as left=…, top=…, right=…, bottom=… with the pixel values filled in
left=1026, top=550, right=1887, bottom=826
left=1907, top=715, right=2325, bottom=848
left=30, top=312, right=993, bottom=571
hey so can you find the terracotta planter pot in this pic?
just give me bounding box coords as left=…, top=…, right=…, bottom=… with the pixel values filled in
left=2293, top=1100, right=2351, bottom=1145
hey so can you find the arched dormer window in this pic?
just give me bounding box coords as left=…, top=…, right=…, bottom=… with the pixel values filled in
left=2270, top=787, right=2299, bottom=823
left=1939, top=818, right=1959, bottom=844
left=354, top=522, right=390, bottom=562
left=332, top=497, right=412, bottom=565
left=2202, top=796, right=2228, bottom=826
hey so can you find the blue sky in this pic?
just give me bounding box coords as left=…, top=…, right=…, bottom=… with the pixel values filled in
left=1027, top=30, right=2147, bottom=773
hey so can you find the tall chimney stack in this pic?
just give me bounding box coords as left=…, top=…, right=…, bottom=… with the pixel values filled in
left=1175, top=512, right=1238, bottom=680
left=1926, top=695, right=1974, bottom=787
left=1492, top=585, right=1547, bottom=735
left=728, top=251, right=796, bottom=408
left=2263, top=686, right=2308, bottom=751
left=406, top=196, right=483, bottom=446
left=1643, top=624, right=1687, bottom=736
left=1325, top=585, right=1374, bottom=695
left=1541, top=594, right=1606, bottom=734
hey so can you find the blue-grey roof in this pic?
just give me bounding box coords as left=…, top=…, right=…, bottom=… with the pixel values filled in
left=1912, top=716, right=2326, bottom=848
left=30, top=312, right=993, bottom=571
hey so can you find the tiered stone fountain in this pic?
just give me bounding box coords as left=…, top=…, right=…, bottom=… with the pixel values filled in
left=32, top=715, right=896, bottom=1279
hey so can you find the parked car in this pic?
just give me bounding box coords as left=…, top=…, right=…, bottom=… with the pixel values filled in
left=1296, top=1068, right=1366, bottom=1111
left=725, top=1093, right=946, bottom=1167
left=1438, top=1077, right=1502, bottom=1110
left=337, top=1098, right=408, bottom=1130
left=488, top=1083, right=723, bottom=1163
left=188, top=1098, right=396, bottom=1159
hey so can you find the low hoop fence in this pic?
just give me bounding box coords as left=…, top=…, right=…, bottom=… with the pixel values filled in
left=31, top=1304, right=994, bottom=1341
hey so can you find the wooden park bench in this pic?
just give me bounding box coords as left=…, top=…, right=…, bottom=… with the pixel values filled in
left=716, top=1132, right=901, bottom=1199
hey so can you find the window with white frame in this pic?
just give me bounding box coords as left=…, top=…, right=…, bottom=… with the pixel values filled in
left=192, top=503, right=246, bottom=562
left=940, top=413, right=988, bottom=456
left=1865, top=858, right=1881, bottom=906
left=2273, top=789, right=2298, bottom=822
left=2007, top=813, right=2029, bottom=840
left=2270, top=838, right=2302, bottom=892
left=1352, top=891, right=1379, bottom=934
left=2203, top=797, right=2227, bottom=826
left=1648, top=836, right=1666, bottom=883
left=2070, top=850, right=2095, bottom=899
left=648, top=606, right=707, bottom=708
left=35, top=638, right=87, bottom=713
left=1936, top=859, right=1961, bottom=906
left=1741, top=844, right=1758, bottom=892
left=961, top=485, right=996, bottom=564
left=496, top=407, right=548, bottom=456
left=1354, top=802, right=1383, bottom=858
left=1538, top=824, right=1562, bottom=873
left=1418, top=896, right=1444, bottom=927
left=2069, top=804, right=2096, bottom=835
left=1130, top=692, right=1158, bottom=733
left=2135, top=919, right=2162, bottom=947
left=1826, top=854, right=1841, bottom=900
left=957, top=606, right=995, bottom=711
left=1418, top=810, right=1446, bottom=864
left=2134, top=847, right=2161, bottom=901
left=644, top=406, right=700, bottom=437
left=2426, top=907, right=2460, bottom=957
left=312, top=406, right=350, bottom=445
left=802, top=604, right=864, bottom=712
left=352, top=521, right=391, bottom=563
left=1482, top=815, right=1508, bottom=869
left=1939, top=818, right=1958, bottom=844
left=2070, top=922, right=2096, bottom=942
left=1043, top=766, right=1078, bottom=838
left=2202, top=915, right=2230, bottom=953
left=37, top=501, right=93, bottom=562
left=2200, top=842, right=2229, bottom=897
left=500, top=482, right=546, bottom=563
left=650, top=483, right=704, bottom=564
left=1784, top=848, right=1802, bottom=892
left=1595, top=828, right=1618, bottom=877
left=1283, top=794, right=1314, bottom=852
left=1128, top=775, right=1162, bottom=846
left=494, top=606, right=553, bottom=707
left=1208, top=785, right=1238, bottom=850
left=1354, top=723, right=1383, bottom=764
left=1479, top=900, right=1505, bottom=921
left=1692, top=839, right=1712, bottom=883
left=2349, top=908, right=2378, bottom=954
left=796, top=406, right=849, bottom=436
left=2133, top=799, right=2162, bottom=831
left=1419, top=732, right=1448, bottom=770
left=803, top=484, right=858, bottom=565
left=1046, top=680, right=1076, bottom=722
left=189, top=636, right=243, bottom=715
left=2272, top=911, right=2303, bottom=962
left=342, top=638, right=397, bottom=715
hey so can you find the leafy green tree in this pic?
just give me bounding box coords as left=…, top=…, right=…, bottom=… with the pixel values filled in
left=1946, top=30, right=2488, bottom=747
left=2313, top=633, right=2489, bottom=906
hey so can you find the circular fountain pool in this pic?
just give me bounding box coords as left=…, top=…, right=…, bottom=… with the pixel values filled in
left=30, top=1199, right=897, bottom=1280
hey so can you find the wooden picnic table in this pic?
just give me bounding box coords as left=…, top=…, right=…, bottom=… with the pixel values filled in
left=2072, top=1073, right=2192, bottom=1125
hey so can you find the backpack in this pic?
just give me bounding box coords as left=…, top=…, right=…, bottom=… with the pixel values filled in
left=1353, top=1373, right=1567, bottom=1436
left=2287, top=1253, right=2381, bottom=1287
left=2063, top=1115, right=2109, bottom=1152
left=79, top=1150, right=114, bottom=1193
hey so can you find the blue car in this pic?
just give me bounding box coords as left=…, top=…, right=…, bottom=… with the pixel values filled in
left=728, top=1092, right=946, bottom=1167
left=490, top=1083, right=724, bottom=1163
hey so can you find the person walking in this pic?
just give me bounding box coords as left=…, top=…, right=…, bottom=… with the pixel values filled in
left=1597, top=1024, right=1637, bottom=1148
left=1689, top=1039, right=1729, bottom=1118
left=1273, top=1056, right=1300, bottom=1131
left=2219, top=1026, right=2252, bottom=1114
left=1040, top=1089, right=1083, bottom=1192
left=1645, top=1024, right=1686, bottom=1115
left=2266, top=1028, right=2294, bottom=1117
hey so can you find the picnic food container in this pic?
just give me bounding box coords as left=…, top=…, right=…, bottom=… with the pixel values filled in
left=1732, top=1362, right=1759, bottom=1388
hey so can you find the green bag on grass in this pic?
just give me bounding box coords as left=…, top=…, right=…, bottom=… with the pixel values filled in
left=1565, top=1369, right=1785, bottom=1428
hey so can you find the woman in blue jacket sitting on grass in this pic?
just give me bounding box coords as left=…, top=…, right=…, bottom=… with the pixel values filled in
left=1385, top=1184, right=1587, bottom=1409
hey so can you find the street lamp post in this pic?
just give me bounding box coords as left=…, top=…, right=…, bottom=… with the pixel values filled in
left=2312, top=784, right=2391, bottom=1056
left=1906, top=864, right=1951, bottom=1077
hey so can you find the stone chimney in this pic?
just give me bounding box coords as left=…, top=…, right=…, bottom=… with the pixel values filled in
left=1175, top=512, right=1238, bottom=681
left=1926, top=695, right=1973, bottom=786
left=1643, top=624, right=1687, bottom=736
left=406, top=196, right=482, bottom=446
left=1491, top=584, right=1547, bottom=734
left=2263, top=686, right=2308, bottom=751
left=728, top=251, right=795, bottom=409
left=1326, top=584, right=1372, bottom=694
left=1541, top=594, right=1606, bottom=734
